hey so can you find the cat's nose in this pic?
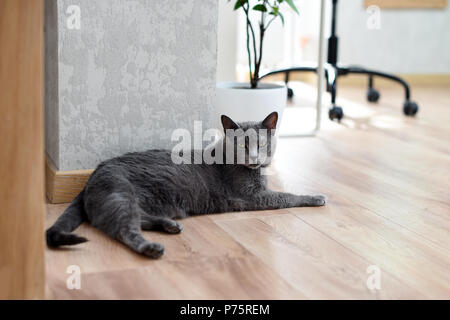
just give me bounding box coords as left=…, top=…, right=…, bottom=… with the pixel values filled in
left=249, top=149, right=258, bottom=159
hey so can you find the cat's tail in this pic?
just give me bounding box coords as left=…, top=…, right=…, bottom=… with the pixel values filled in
left=46, top=189, right=88, bottom=247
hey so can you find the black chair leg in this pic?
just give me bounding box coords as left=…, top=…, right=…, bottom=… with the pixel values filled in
left=327, top=67, right=343, bottom=121
left=258, top=65, right=319, bottom=100
left=367, top=75, right=380, bottom=103
left=347, top=67, right=419, bottom=116
left=284, top=72, right=294, bottom=100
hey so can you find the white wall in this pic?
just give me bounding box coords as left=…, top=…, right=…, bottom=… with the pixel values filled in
left=217, top=0, right=237, bottom=82
left=337, top=0, right=450, bottom=74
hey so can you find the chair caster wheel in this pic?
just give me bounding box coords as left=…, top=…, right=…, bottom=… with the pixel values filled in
left=287, top=88, right=294, bottom=99
left=403, top=101, right=419, bottom=116
left=329, top=106, right=344, bottom=121
left=367, top=88, right=380, bottom=103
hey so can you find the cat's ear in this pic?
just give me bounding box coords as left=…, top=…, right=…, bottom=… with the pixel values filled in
left=262, top=112, right=278, bottom=130
left=221, top=115, right=239, bottom=131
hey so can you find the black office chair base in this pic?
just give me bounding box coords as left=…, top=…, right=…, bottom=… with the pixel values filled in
left=259, top=0, right=419, bottom=122
left=260, top=63, right=420, bottom=122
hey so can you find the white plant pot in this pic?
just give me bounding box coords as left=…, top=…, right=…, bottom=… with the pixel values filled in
left=215, top=82, right=287, bottom=131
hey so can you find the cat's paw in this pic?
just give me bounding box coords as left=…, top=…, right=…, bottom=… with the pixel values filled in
left=163, top=221, right=184, bottom=234
left=141, top=242, right=165, bottom=258
left=311, top=195, right=326, bottom=206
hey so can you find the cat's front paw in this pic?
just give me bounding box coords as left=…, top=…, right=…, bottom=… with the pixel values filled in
left=311, top=195, right=326, bottom=206
left=163, top=221, right=184, bottom=234
left=141, top=242, right=165, bottom=258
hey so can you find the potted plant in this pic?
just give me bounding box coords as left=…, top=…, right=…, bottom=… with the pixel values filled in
left=216, top=0, right=299, bottom=127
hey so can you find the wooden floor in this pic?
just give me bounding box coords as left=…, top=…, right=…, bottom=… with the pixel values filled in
left=45, top=84, right=450, bottom=299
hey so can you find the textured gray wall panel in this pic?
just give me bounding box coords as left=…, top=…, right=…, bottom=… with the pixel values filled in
left=45, top=0, right=218, bottom=170
left=45, top=0, right=60, bottom=167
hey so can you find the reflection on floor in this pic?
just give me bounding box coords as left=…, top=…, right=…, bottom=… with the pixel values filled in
left=46, top=84, right=450, bottom=299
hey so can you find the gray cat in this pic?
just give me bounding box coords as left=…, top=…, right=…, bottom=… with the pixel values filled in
left=46, top=112, right=326, bottom=258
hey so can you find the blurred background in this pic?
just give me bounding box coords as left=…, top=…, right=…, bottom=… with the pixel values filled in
left=218, top=0, right=450, bottom=82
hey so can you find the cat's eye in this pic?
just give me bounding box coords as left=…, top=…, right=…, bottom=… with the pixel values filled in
left=238, top=143, right=245, bottom=148
left=259, top=141, right=267, bottom=147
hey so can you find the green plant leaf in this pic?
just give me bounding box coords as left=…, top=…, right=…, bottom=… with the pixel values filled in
left=278, top=11, right=285, bottom=26
left=285, top=0, right=299, bottom=15
left=234, top=0, right=248, bottom=10
left=253, top=4, right=268, bottom=12
left=269, top=10, right=284, bottom=26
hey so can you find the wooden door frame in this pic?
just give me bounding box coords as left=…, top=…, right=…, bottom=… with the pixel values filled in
left=0, top=0, right=45, bottom=299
